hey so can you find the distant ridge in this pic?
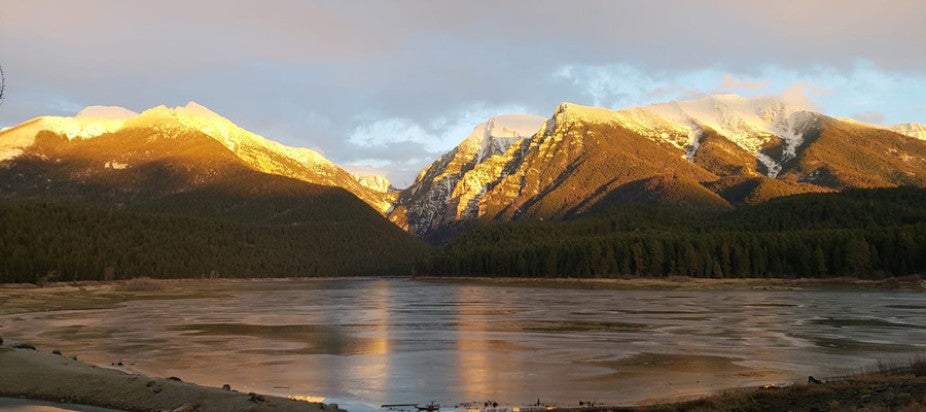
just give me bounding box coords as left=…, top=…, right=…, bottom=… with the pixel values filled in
left=393, top=95, right=926, bottom=241
left=0, top=102, right=393, bottom=213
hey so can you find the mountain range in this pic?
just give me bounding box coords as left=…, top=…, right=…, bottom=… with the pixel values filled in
left=0, top=102, right=395, bottom=212
left=2, top=94, right=926, bottom=279
left=392, top=95, right=926, bottom=240
left=0, top=102, right=422, bottom=281
left=4, top=96, right=926, bottom=240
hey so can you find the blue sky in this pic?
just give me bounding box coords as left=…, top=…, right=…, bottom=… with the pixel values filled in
left=1, top=1, right=924, bottom=186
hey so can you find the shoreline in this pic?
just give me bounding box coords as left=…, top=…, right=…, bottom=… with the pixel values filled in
left=0, top=346, right=340, bottom=412
left=412, top=275, right=926, bottom=292
left=0, top=396, right=124, bottom=412
left=2, top=273, right=924, bottom=291
left=2, top=344, right=924, bottom=412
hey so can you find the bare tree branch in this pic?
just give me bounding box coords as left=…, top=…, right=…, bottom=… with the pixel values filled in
left=0, top=64, right=5, bottom=108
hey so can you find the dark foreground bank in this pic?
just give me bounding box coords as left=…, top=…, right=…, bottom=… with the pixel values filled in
left=3, top=342, right=925, bottom=412
left=0, top=346, right=341, bottom=412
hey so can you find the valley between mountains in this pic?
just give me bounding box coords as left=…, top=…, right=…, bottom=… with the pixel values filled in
left=2, top=95, right=926, bottom=282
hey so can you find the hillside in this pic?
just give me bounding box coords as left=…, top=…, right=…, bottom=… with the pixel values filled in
left=0, top=199, right=426, bottom=283
left=426, top=188, right=926, bottom=278
left=0, top=102, right=393, bottom=212
left=395, top=96, right=926, bottom=242
left=0, top=104, right=428, bottom=282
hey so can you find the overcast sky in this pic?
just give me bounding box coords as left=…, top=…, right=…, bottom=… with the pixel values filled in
left=2, top=1, right=925, bottom=186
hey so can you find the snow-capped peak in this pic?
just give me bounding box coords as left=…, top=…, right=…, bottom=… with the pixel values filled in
left=578, top=94, right=822, bottom=177
left=551, top=102, right=622, bottom=125
left=1, top=102, right=337, bottom=172
left=353, top=174, right=393, bottom=193
left=76, top=105, right=138, bottom=120
left=483, top=114, right=547, bottom=137
left=1, top=102, right=395, bottom=214
left=124, top=102, right=337, bottom=170
left=642, top=94, right=809, bottom=145
left=890, top=122, right=926, bottom=141
left=179, top=101, right=221, bottom=117
left=468, top=114, right=546, bottom=162
left=0, top=105, right=137, bottom=160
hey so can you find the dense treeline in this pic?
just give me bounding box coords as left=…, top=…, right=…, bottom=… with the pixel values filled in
left=426, top=188, right=926, bottom=278
left=0, top=202, right=427, bottom=283
left=3, top=188, right=926, bottom=283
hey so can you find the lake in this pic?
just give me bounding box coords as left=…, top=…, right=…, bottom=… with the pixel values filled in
left=1, top=278, right=924, bottom=411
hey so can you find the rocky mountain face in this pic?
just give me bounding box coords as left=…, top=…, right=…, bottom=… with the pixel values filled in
left=0, top=103, right=427, bottom=280
left=0, top=102, right=394, bottom=214
left=387, top=114, right=546, bottom=237
left=352, top=174, right=395, bottom=194
left=395, top=95, right=926, bottom=241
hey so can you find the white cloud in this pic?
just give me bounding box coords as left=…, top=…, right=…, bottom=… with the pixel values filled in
left=553, top=61, right=926, bottom=125
left=554, top=64, right=732, bottom=109
left=851, top=111, right=887, bottom=125
left=719, top=73, right=767, bottom=92
left=341, top=163, right=392, bottom=181
left=47, top=96, right=85, bottom=114
left=348, top=103, right=535, bottom=154
left=348, top=118, right=433, bottom=149
left=779, top=81, right=823, bottom=111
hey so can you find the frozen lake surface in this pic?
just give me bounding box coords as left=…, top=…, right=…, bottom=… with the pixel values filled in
left=2, top=278, right=925, bottom=410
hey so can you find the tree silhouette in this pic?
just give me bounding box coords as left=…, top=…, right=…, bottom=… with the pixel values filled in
left=0, top=64, right=5, bottom=108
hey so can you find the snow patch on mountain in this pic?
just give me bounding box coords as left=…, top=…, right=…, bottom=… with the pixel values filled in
left=0, top=108, right=138, bottom=161
left=129, top=102, right=336, bottom=171
left=77, top=106, right=138, bottom=120
left=473, top=114, right=546, bottom=161
left=353, top=174, right=393, bottom=193
left=104, top=160, right=129, bottom=170
left=392, top=113, right=545, bottom=236
left=891, top=122, right=926, bottom=141
left=33, top=117, right=127, bottom=140
left=554, top=95, right=822, bottom=177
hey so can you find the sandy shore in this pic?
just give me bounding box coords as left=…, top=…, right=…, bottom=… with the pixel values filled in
left=0, top=397, right=123, bottom=411
left=0, top=346, right=340, bottom=412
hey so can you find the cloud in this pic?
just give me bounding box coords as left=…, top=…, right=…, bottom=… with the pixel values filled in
left=554, top=65, right=724, bottom=108
left=851, top=111, right=887, bottom=125
left=348, top=102, right=532, bottom=154
left=342, top=162, right=393, bottom=175
left=719, top=74, right=767, bottom=92
left=779, top=82, right=823, bottom=111
left=554, top=62, right=926, bottom=124
left=3, top=2, right=926, bottom=186
left=349, top=118, right=434, bottom=149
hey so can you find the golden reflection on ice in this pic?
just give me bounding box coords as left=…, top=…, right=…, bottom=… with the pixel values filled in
left=455, top=286, right=517, bottom=401
left=289, top=394, right=326, bottom=403
left=356, top=280, right=392, bottom=396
